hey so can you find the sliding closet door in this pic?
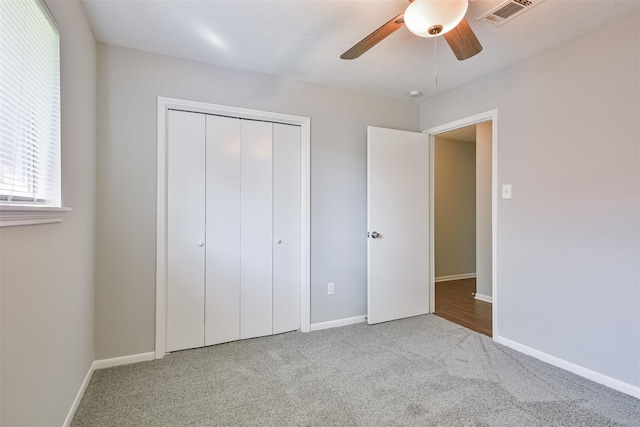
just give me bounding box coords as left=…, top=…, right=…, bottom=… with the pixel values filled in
left=166, top=110, right=206, bottom=352
left=273, top=124, right=301, bottom=334
left=240, top=120, right=274, bottom=339
left=205, top=116, right=241, bottom=346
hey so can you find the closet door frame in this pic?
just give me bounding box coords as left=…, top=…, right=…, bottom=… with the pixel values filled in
left=155, top=96, right=311, bottom=359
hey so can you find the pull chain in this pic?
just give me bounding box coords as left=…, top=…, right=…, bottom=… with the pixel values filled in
left=433, top=37, right=438, bottom=101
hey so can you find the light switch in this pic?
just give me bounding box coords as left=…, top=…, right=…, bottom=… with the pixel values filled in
left=502, top=184, right=512, bottom=199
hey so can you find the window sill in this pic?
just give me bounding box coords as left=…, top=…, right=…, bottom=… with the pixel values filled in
left=0, top=205, right=72, bottom=228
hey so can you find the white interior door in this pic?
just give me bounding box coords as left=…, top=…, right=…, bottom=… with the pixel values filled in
left=240, top=120, right=274, bottom=339
left=167, top=110, right=206, bottom=351
left=272, top=123, right=302, bottom=334
left=367, top=126, right=430, bottom=325
left=205, top=115, right=241, bottom=346
left=166, top=110, right=302, bottom=351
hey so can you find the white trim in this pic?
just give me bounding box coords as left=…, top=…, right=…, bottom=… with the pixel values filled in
left=0, top=205, right=71, bottom=227
left=63, top=352, right=155, bottom=426
left=63, top=362, right=93, bottom=427
left=92, top=351, right=155, bottom=370
left=474, top=293, right=493, bottom=303
left=491, top=116, right=498, bottom=339
left=37, top=0, right=60, bottom=33
left=425, top=109, right=499, bottom=341
left=156, top=97, right=311, bottom=358
left=310, top=315, right=367, bottom=332
left=434, top=273, right=476, bottom=283
left=495, top=336, right=640, bottom=399
left=156, top=98, right=168, bottom=359
left=300, top=119, right=311, bottom=333
left=428, top=134, right=436, bottom=312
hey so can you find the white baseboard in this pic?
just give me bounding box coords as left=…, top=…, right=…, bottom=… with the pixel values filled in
left=494, top=336, right=640, bottom=399
left=474, top=293, right=493, bottom=303
left=310, top=315, right=367, bottom=331
left=435, top=273, right=476, bottom=283
left=92, top=351, right=155, bottom=370
left=63, top=362, right=94, bottom=427
left=63, top=352, right=155, bottom=426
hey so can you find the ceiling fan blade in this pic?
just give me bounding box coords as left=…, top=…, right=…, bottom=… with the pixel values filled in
left=443, top=18, right=483, bottom=61
left=341, top=13, right=405, bottom=60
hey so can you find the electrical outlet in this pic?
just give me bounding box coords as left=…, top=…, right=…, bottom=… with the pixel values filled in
left=328, top=282, right=335, bottom=295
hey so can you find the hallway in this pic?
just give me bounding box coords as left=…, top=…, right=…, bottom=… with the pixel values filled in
left=435, top=278, right=492, bottom=337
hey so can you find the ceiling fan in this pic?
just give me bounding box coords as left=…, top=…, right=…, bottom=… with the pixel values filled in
left=341, top=0, right=482, bottom=61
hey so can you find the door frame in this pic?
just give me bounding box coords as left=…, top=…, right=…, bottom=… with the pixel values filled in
left=424, top=109, right=498, bottom=338
left=155, top=97, right=311, bottom=359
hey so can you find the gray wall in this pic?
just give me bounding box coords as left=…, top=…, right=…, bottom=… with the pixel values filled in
left=475, top=122, right=492, bottom=298
left=420, top=14, right=639, bottom=388
left=0, top=0, right=97, bottom=425
left=95, top=44, right=419, bottom=358
left=434, top=137, right=476, bottom=278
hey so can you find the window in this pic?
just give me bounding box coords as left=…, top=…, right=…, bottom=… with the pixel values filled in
left=0, top=0, right=69, bottom=226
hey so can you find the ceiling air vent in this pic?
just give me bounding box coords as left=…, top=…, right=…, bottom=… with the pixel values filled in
left=478, top=0, right=545, bottom=27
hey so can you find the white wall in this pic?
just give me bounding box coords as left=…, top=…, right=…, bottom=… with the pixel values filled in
left=0, top=1, right=97, bottom=425
left=420, top=14, right=639, bottom=388
left=475, top=122, right=492, bottom=298
left=434, top=137, right=476, bottom=278
left=95, top=44, right=419, bottom=359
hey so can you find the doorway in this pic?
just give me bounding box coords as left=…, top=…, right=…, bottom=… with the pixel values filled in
left=426, top=111, right=498, bottom=338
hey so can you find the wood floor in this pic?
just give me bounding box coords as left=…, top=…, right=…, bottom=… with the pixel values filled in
left=435, top=278, right=492, bottom=337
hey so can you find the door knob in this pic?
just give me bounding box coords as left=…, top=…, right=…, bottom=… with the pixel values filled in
left=275, top=239, right=282, bottom=244
left=370, top=231, right=381, bottom=239
left=197, top=242, right=204, bottom=247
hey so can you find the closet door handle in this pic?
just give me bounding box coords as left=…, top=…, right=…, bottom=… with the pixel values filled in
left=197, top=241, right=205, bottom=247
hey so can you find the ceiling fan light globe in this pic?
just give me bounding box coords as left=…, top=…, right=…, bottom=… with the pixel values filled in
left=404, top=0, right=468, bottom=38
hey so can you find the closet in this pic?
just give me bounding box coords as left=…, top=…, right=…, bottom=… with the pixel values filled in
left=166, top=109, right=301, bottom=352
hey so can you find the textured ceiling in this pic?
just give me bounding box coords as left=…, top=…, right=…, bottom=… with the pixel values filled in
left=81, top=0, right=640, bottom=102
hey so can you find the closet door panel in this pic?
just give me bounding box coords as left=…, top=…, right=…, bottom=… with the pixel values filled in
left=167, top=110, right=206, bottom=352
left=205, top=115, right=241, bottom=346
left=273, top=124, right=302, bottom=334
left=240, top=120, right=273, bottom=340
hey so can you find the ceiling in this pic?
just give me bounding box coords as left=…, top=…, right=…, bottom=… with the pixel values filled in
left=81, top=0, right=640, bottom=102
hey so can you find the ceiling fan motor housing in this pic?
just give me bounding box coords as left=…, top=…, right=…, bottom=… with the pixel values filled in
left=404, top=0, right=468, bottom=37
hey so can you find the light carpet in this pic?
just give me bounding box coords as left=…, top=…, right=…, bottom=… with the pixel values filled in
left=72, top=315, right=640, bottom=426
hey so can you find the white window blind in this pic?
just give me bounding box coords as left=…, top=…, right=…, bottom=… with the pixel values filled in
left=0, top=0, right=61, bottom=206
